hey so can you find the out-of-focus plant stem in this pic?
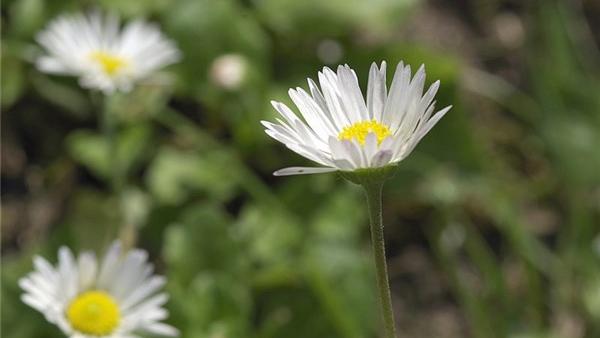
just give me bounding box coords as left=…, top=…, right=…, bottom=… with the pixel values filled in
left=100, top=96, right=119, bottom=190
left=99, top=94, right=136, bottom=249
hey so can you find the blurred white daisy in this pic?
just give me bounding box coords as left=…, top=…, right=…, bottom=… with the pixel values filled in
left=35, top=11, right=180, bottom=93
left=262, top=62, right=451, bottom=176
left=19, top=241, right=178, bottom=338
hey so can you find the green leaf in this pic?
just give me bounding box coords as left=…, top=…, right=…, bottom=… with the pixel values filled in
left=67, top=130, right=110, bottom=179
left=66, top=124, right=153, bottom=181
left=146, top=146, right=239, bottom=204
left=1, top=41, right=25, bottom=109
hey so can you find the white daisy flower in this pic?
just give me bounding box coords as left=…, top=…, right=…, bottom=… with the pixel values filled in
left=35, top=11, right=180, bottom=93
left=262, top=61, right=452, bottom=176
left=19, top=241, right=178, bottom=338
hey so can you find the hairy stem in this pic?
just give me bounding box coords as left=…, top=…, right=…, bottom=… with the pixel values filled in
left=363, top=182, right=397, bottom=338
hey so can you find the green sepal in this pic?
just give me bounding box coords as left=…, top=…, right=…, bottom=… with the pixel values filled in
left=337, top=165, right=397, bottom=186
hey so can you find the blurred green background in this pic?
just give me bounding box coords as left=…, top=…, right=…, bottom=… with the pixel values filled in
left=2, top=0, right=600, bottom=337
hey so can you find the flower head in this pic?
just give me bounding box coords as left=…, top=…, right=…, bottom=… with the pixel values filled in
left=262, top=62, right=451, bottom=176
left=35, top=11, right=180, bottom=93
left=19, top=241, right=178, bottom=338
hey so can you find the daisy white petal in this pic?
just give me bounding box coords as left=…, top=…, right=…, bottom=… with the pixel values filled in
left=274, top=166, right=338, bottom=176
left=318, top=69, right=351, bottom=127
left=120, top=276, right=166, bottom=310
left=143, top=322, right=179, bottom=337
left=382, top=61, right=410, bottom=127
left=367, top=61, right=387, bottom=121
left=337, top=64, right=369, bottom=122
left=389, top=64, right=426, bottom=132
left=363, top=132, right=378, bottom=166
left=97, top=241, right=121, bottom=289
left=77, top=252, right=97, bottom=291
left=371, top=150, right=393, bottom=167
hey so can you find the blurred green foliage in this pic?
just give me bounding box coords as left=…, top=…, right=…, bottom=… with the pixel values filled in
left=2, top=0, right=600, bottom=338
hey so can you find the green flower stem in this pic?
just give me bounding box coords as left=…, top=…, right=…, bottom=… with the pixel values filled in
left=100, top=96, right=119, bottom=191
left=99, top=95, right=135, bottom=248
left=363, top=181, right=397, bottom=338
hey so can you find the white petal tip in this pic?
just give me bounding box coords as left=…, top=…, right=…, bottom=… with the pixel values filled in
left=439, top=105, right=453, bottom=115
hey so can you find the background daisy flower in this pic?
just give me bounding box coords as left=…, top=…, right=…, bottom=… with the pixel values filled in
left=35, top=11, right=180, bottom=93
left=262, top=61, right=451, bottom=176
left=19, top=241, right=178, bottom=338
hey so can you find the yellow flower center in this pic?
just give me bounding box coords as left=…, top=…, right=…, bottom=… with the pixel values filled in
left=67, top=290, right=120, bottom=335
left=338, top=120, right=391, bottom=145
left=89, top=51, right=128, bottom=76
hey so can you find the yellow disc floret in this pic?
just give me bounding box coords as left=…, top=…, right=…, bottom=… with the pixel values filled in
left=67, top=290, right=120, bottom=335
left=338, top=120, right=391, bottom=145
left=89, top=51, right=128, bottom=76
